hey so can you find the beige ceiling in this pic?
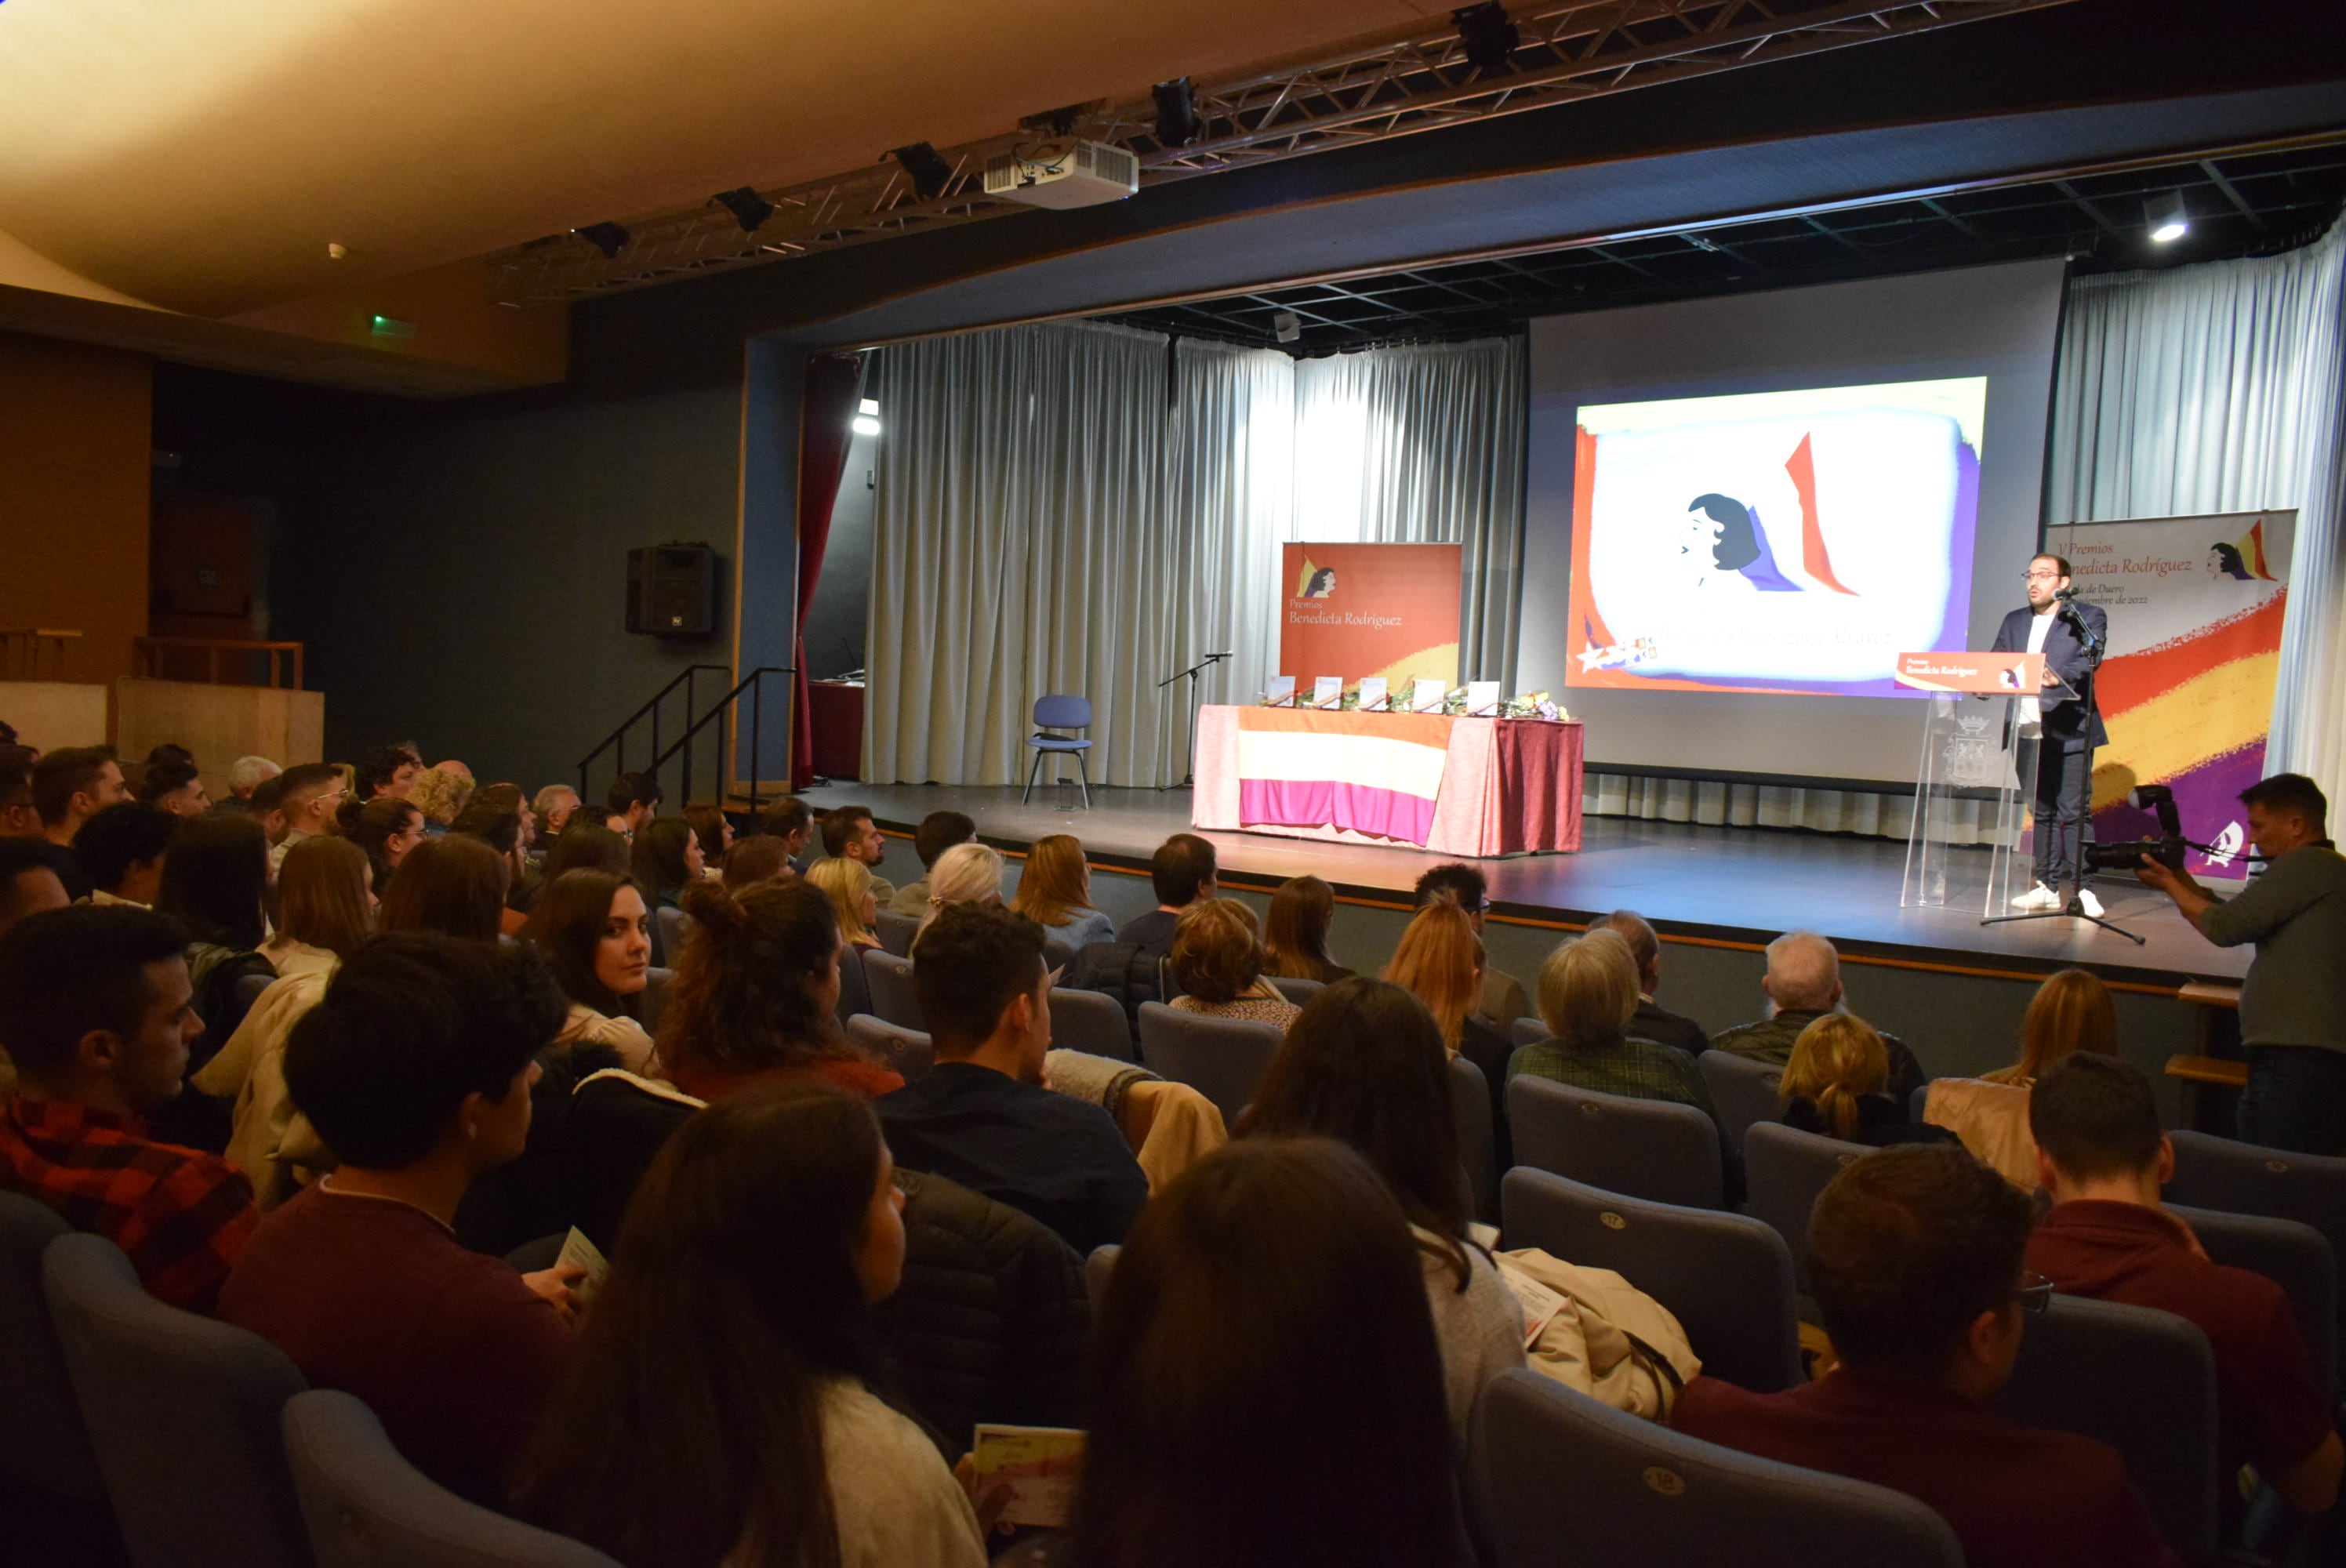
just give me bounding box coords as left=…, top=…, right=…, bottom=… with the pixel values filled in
left=0, top=0, right=1443, bottom=319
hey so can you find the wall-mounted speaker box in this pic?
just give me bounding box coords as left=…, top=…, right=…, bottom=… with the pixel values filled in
left=626, top=543, right=720, bottom=637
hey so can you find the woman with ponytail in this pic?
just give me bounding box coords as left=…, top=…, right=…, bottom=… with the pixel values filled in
left=1778, top=1014, right=1959, bottom=1149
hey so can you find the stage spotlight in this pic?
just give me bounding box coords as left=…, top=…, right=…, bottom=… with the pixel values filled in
left=2148, top=191, right=2189, bottom=244
left=853, top=397, right=882, bottom=438
left=1273, top=311, right=1302, bottom=344
left=713, top=187, right=776, bottom=233
left=1452, top=2, right=1520, bottom=74
left=1153, top=78, right=1200, bottom=148
left=889, top=142, right=957, bottom=201
left=574, top=222, right=631, bottom=258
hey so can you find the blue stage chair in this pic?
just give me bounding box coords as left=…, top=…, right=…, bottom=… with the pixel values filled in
left=1508, top=1074, right=1724, bottom=1210
left=1022, top=695, right=1094, bottom=808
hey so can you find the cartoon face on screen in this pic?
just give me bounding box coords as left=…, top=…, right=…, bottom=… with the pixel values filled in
left=1677, top=492, right=1801, bottom=592
left=2206, top=543, right=2251, bottom=581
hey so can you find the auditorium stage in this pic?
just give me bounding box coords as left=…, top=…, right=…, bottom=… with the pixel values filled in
left=799, top=782, right=2249, bottom=990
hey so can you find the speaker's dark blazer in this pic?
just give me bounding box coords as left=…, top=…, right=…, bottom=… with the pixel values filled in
left=1989, top=601, right=2109, bottom=750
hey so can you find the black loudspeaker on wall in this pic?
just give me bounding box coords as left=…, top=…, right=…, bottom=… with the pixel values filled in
left=626, top=543, right=720, bottom=637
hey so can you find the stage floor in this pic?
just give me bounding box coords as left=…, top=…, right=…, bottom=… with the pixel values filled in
left=799, top=782, right=2247, bottom=987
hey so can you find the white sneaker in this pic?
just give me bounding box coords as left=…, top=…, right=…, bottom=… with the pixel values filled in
left=2077, top=887, right=2104, bottom=917
left=2011, top=883, right=2061, bottom=911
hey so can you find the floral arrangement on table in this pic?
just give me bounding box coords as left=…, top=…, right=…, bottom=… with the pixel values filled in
left=1503, top=691, right=1562, bottom=720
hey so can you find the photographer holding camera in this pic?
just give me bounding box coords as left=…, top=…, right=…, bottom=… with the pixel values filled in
left=2137, top=774, right=2346, bottom=1155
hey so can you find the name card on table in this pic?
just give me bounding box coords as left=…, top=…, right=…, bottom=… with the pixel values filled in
left=1465, top=681, right=1502, bottom=717
left=1356, top=677, right=1389, bottom=712
left=1411, top=677, right=1447, bottom=713
left=1312, top=676, right=1344, bottom=710
left=1892, top=651, right=2044, bottom=695
left=1264, top=675, right=1297, bottom=706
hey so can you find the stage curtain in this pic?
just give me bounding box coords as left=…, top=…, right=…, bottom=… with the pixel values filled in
left=2047, top=222, right=2346, bottom=800
left=1288, top=337, right=1527, bottom=685
left=794, top=354, right=866, bottom=790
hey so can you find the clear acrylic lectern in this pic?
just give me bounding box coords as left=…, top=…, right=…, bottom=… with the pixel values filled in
left=1901, top=691, right=2043, bottom=916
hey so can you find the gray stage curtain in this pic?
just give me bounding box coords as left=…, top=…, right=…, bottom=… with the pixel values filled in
left=2047, top=221, right=2346, bottom=800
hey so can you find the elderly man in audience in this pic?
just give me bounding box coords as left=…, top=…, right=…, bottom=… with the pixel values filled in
left=530, top=783, right=582, bottom=844
left=1712, top=930, right=1926, bottom=1109
left=2028, top=1054, right=2342, bottom=1525
left=890, top=809, right=978, bottom=917
left=812, top=804, right=895, bottom=904
left=220, top=934, right=582, bottom=1506
left=1673, top=1143, right=2179, bottom=1568
left=227, top=755, right=281, bottom=800
left=269, top=762, right=348, bottom=875
left=75, top=801, right=176, bottom=907
left=1595, top=907, right=1709, bottom=1055
left=879, top=903, right=1147, bottom=1255
left=0, top=905, right=259, bottom=1312
left=1414, top=862, right=1531, bottom=1030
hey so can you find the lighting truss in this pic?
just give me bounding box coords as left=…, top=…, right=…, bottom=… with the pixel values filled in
left=491, top=0, right=2079, bottom=306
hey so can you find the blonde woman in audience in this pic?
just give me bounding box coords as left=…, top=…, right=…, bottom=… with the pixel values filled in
left=1779, top=1014, right=1959, bottom=1149
left=1924, top=967, right=2121, bottom=1187
left=1008, top=833, right=1115, bottom=948
left=1167, top=898, right=1300, bottom=1029
left=1385, top=899, right=1513, bottom=1161
left=1262, top=874, right=1353, bottom=983
left=808, top=855, right=883, bottom=950
left=916, top=841, right=1004, bottom=938
left=522, top=869, right=657, bottom=1073
left=409, top=760, right=477, bottom=829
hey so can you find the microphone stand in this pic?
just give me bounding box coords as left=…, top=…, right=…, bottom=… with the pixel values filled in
left=1157, top=652, right=1232, bottom=791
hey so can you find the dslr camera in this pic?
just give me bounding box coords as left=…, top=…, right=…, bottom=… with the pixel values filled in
left=2084, top=785, right=2188, bottom=874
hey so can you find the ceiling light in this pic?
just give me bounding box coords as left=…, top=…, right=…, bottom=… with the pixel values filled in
left=2147, top=191, right=2189, bottom=244
left=1153, top=78, right=1200, bottom=149
left=888, top=143, right=957, bottom=202
left=1452, top=2, right=1520, bottom=74
left=574, top=222, right=631, bottom=258
left=712, top=187, right=775, bottom=233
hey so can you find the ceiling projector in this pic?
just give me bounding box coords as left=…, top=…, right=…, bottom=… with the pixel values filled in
left=982, top=140, right=1139, bottom=209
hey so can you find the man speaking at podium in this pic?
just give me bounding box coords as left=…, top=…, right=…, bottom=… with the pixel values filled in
left=1992, top=554, right=2108, bottom=913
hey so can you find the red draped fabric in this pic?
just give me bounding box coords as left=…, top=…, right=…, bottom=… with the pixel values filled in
left=793, top=354, right=866, bottom=789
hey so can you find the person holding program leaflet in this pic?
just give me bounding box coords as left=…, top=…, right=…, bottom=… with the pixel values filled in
left=1992, top=553, right=2109, bottom=915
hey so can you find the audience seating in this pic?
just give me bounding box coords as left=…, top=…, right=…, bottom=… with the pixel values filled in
left=1508, top=1074, right=1724, bottom=1211
left=1447, top=1054, right=1498, bottom=1221
left=1135, top=1002, right=1282, bottom=1128
left=874, top=909, right=921, bottom=956
left=2165, top=1129, right=2346, bottom=1319
left=234, top=970, right=275, bottom=1012
left=1266, top=975, right=1325, bottom=1006
left=1469, top=1370, right=1963, bottom=1568
left=1989, top=1294, right=2218, bottom=1566
left=282, top=1389, right=620, bottom=1568
left=861, top=948, right=925, bottom=1031
left=0, top=1193, right=104, bottom=1503
left=1510, top=1017, right=1545, bottom=1050
left=1698, top=1050, right=1786, bottom=1150
left=1084, top=1244, right=1119, bottom=1316
left=1744, top=1121, right=1872, bottom=1298
left=1908, top=1083, right=1929, bottom=1122
left=2169, top=1202, right=2336, bottom=1389
left=1022, top=694, right=1094, bottom=808
left=1046, top=985, right=1136, bottom=1062
left=845, top=1014, right=933, bottom=1083
left=44, top=1232, right=312, bottom=1568
left=1499, top=1168, right=1801, bottom=1393
left=639, top=967, right=674, bottom=1033
left=652, top=906, right=693, bottom=968
left=835, top=939, right=873, bottom=1024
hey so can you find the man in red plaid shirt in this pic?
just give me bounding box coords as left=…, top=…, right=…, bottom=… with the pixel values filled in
left=0, top=904, right=257, bottom=1313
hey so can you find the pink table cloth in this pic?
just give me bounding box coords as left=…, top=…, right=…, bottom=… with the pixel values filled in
left=1192, top=705, right=1583, bottom=858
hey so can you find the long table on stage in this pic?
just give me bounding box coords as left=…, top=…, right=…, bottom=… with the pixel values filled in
left=1192, top=704, right=1583, bottom=858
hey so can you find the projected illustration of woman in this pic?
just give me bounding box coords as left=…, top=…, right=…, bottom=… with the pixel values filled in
left=1680, top=492, right=1801, bottom=592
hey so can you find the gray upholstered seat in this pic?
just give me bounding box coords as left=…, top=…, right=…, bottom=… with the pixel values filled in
left=0, top=1193, right=103, bottom=1501
left=1135, top=1002, right=1283, bottom=1127
left=845, top=1013, right=934, bottom=1083
left=1048, top=985, right=1136, bottom=1063
left=1743, top=1120, right=1874, bottom=1295
left=861, top=947, right=925, bottom=1031
left=1698, top=1049, right=1786, bottom=1151
left=1507, top=1073, right=1724, bottom=1210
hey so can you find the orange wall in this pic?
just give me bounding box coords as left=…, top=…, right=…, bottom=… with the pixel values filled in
left=0, top=332, right=152, bottom=688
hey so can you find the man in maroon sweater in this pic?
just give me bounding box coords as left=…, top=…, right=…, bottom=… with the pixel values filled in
left=1672, top=1143, right=2178, bottom=1568
left=220, top=934, right=583, bottom=1505
left=2028, top=1054, right=2341, bottom=1522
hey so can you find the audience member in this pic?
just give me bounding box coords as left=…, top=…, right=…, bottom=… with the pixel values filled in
left=0, top=906, right=257, bottom=1312
left=452, top=800, right=532, bottom=934
left=653, top=879, right=903, bottom=1102
left=880, top=904, right=1146, bottom=1255
left=140, top=755, right=211, bottom=817
left=515, top=1081, right=986, bottom=1568
left=227, top=755, right=281, bottom=800
left=915, top=841, right=1006, bottom=938
left=1073, top=1138, right=1460, bottom=1568
left=75, top=800, right=176, bottom=907
left=220, top=934, right=579, bottom=1504
left=542, top=819, right=632, bottom=881
left=604, top=771, right=662, bottom=839
left=1512, top=928, right=1740, bottom=1197
left=808, top=855, right=882, bottom=950
left=0, top=837, right=71, bottom=936
left=757, top=793, right=815, bottom=863
left=682, top=801, right=733, bottom=870
left=354, top=742, right=423, bottom=802
left=345, top=795, right=425, bottom=895
left=1244, top=978, right=1525, bottom=1438
left=1120, top=832, right=1217, bottom=953
left=1385, top=899, right=1512, bottom=1160
left=410, top=760, right=477, bottom=829
left=1414, top=862, right=1531, bottom=1030
left=0, top=760, right=43, bottom=839
left=629, top=815, right=704, bottom=962
left=1672, top=1143, right=2178, bottom=1568
left=380, top=834, right=509, bottom=943
left=524, top=869, right=656, bottom=1073
left=1928, top=967, right=2121, bottom=1187
left=258, top=836, right=373, bottom=979
left=34, top=745, right=129, bottom=850
left=2028, top=1054, right=2341, bottom=1519
left=720, top=833, right=795, bottom=890
left=1262, top=873, right=1353, bottom=984
left=1780, top=1014, right=1959, bottom=1149
left=1007, top=832, right=1114, bottom=948
left=153, top=814, right=276, bottom=1073
left=271, top=763, right=348, bottom=873
left=1167, top=898, right=1300, bottom=1028
left=890, top=809, right=977, bottom=917
left=530, top=784, right=582, bottom=843
left=2134, top=773, right=2346, bottom=1155
left=245, top=774, right=288, bottom=846
left=1594, top=908, right=1709, bottom=1054
left=818, top=805, right=897, bottom=903
left=1712, top=931, right=1926, bottom=1109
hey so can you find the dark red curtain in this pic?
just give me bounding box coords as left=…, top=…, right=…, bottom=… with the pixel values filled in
left=793, top=354, right=867, bottom=789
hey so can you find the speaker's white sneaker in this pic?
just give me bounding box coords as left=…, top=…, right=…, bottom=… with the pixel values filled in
left=2011, top=883, right=2061, bottom=911
left=2077, top=887, right=2104, bottom=917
